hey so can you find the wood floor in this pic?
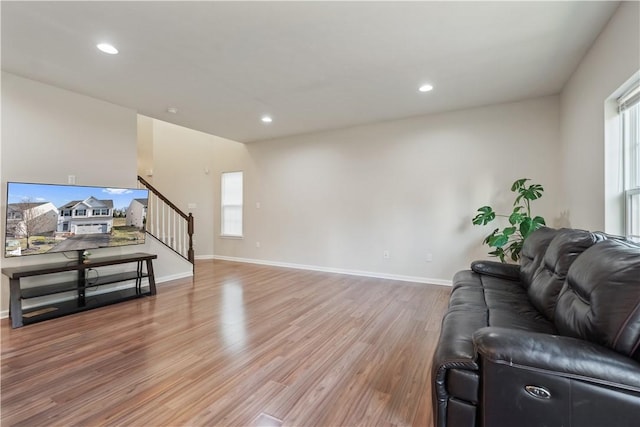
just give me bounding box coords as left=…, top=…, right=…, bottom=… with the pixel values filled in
left=1, top=260, right=450, bottom=427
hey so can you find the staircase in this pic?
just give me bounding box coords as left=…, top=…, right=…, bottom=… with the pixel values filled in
left=137, top=176, right=194, bottom=266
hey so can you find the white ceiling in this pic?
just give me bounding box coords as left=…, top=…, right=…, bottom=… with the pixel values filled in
left=1, top=1, right=620, bottom=143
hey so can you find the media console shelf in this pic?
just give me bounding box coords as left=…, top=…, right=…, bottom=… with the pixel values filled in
left=2, top=252, right=157, bottom=328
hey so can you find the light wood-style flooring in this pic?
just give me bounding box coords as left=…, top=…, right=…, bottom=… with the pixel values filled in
left=1, top=260, right=450, bottom=426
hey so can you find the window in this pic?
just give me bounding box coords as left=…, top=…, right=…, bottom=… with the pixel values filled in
left=75, top=209, right=87, bottom=216
left=92, top=208, right=110, bottom=216
left=221, top=171, right=243, bottom=237
left=7, top=211, right=22, bottom=220
left=619, top=82, right=640, bottom=241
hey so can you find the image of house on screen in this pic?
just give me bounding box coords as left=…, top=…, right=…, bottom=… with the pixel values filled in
left=57, top=197, right=114, bottom=234
left=126, top=198, right=148, bottom=228
left=6, top=202, right=58, bottom=237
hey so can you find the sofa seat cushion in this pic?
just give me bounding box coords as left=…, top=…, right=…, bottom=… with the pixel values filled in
left=449, top=270, right=556, bottom=333
left=488, top=307, right=555, bottom=333
left=436, top=306, right=488, bottom=364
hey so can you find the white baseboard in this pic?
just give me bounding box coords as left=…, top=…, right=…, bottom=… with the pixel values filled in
left=194, top=254, right=215, bottom=260
left=156, top=271, right=194, bottom=283
left=211, top=255, right=452, bottom=287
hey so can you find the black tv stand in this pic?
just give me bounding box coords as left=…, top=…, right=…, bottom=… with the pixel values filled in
left=2, top=252, right=157, bottom=328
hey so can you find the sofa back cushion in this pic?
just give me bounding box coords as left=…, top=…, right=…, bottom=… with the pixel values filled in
left=519, top=227, right=559, bottom=288
left=527, top=229, right=603, bottom=320
left=554, top=239, right=640, bottom=361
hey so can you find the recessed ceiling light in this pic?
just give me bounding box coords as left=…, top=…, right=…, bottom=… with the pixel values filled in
left=97, top=43, right=118, bottom=55
left=167, top=107, right=178, bottom=114
left=418, top=84, right=434, bottom=93
left=261, top=116, right=273, bottom=123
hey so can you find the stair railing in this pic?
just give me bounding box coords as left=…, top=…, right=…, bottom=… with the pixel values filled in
left=137, top=176, right=194, bottom=265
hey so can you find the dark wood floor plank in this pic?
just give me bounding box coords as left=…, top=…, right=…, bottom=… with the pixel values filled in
left=1, top=259, right=450, bottom=426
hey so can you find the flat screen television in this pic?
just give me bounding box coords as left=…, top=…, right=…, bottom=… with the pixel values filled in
left=5, top=182, right=149, bottom=258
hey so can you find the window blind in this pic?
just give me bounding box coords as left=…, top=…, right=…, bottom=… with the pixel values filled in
left=221, top=171, right=243, bottom=237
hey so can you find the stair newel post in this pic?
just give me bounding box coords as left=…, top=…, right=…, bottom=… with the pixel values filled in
left=187, top=213, right=195, bottom=265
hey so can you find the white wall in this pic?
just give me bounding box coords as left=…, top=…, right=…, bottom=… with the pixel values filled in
left=1, top=73, right=137, bottom=187
left=149, top=118, right=250, bottom=258
left=213, top=96, right=563, bottom=282
left=137, top=115, right=155, bottom=182
left=0, top=73, right=192, bottom=316
left=560, top=1, right=640, bottom=231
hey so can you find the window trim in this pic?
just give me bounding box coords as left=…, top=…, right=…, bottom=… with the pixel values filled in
left=619, top=77, right=640, bottom=241
left=625, top=188, right=640, bottom=241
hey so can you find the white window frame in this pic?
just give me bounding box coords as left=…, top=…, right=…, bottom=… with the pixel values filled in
left=619, top=80, right=640, bottom=241
left=627, top=189, right=640, bottom=241
left=221, top=171, right=244, bottom=237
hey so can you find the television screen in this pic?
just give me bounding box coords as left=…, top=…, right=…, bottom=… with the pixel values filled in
left=5, top=182, right=149, bottom=257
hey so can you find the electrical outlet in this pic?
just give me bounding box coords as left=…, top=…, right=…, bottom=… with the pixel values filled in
left=426, top=253, right=433, bottom=262
left=383, top=250, right=390, bottom=259
left=256, top=241, right=261, bottom=248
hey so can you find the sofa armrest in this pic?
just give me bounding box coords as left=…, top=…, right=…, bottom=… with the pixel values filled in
left=470, top=260, right=520, bottom=281
left=473, top=327, right=640, bottom=392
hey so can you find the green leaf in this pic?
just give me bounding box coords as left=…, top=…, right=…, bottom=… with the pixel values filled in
left=520, top=184, right=544, bottom=201
left=472, top=206, right=496, bottom=225
left=532, top=216, right=546, bottom=227
left=488, top=248, right=506, bottom=263
left=488, top=233, right=509, bottom=248
left=520, top=217, right=533, bottom=238
left=509, top=211, right=524, bottom=225
left=483, top=228, right=499, bottom=245
left=511, top=178, right=528, bottom=192
left=508, top=240, right=523, bottom=262
left=503, top=227, right=516, bottom=236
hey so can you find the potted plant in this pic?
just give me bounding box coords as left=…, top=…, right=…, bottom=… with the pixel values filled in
left=472, top=178, right=546, bottom=262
